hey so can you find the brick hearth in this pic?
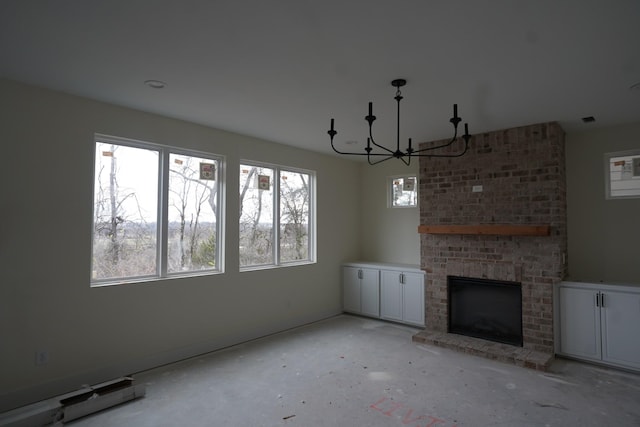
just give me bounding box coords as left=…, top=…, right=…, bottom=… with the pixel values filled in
left=413, top=122, right=567, bottom=370
left=412, top=330, right=553, bottom=371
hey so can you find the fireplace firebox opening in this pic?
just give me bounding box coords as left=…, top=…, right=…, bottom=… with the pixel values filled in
left=448, top=276, right=523, bottom=347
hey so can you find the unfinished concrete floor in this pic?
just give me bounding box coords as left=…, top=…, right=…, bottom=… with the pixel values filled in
left=67, top=315, right=640, bottom=427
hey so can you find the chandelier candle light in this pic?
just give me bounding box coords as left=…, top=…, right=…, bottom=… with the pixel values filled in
left=328, top=79, right=471, bottom=165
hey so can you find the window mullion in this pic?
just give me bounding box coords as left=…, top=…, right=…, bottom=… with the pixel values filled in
left=159, top=149, right=170, bottom=277
left=273, top=167, right=280, bottom=265
left=215, top=159, right=224, bottom=272
left=309, top=174, right=316, bottom=262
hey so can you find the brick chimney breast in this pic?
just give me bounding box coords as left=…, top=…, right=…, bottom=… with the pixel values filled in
left=417, top=122, right=567, bottom=360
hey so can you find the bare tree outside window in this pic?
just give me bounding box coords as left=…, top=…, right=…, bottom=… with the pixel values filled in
left=239, top=166, right=274, bottom=266
left=280, top=171, right=309, bottom=262
left=239, top=163, right=314, bottom=268
left=92, top=143, right=159, bottom=280
left=168, top=154, right=218, bottom=272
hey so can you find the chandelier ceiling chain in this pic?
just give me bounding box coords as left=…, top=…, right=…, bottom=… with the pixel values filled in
left=328, top=79, right=472, bottom=166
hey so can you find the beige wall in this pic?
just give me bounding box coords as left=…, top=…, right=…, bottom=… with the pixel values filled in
left=360, top=159, right=420, bottom=265
left=0, top=79, right=361, bottom=411
left=565, top=122, right=640, bottom=283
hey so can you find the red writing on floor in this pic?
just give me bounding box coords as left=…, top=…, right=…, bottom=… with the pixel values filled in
left=370, top=397, right=457, bottom=427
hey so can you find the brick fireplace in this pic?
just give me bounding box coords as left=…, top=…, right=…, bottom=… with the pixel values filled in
left=412, top=122, right=567, bottom=370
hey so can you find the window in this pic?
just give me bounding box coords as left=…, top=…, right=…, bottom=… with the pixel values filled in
left=389, top=175, right=418, bottom=207
left=239, top=162, right=315, bottom=269
left=91, top=135, right=224, bottom=284
left=605, top=149, right=640, bottom=199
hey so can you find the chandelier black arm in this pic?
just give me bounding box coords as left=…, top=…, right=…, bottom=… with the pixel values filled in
left=330, top=137, right=363, bottom=156
left=369, top=154, right=411, bottom=165
left=413, top=129, right=458, bottom=154
left=413, top=122, right=471, bottom=156
left=414, top=134, right=471, bottom=158
left=367, top=130, right=395, bottom=155
left=329, top=120, right=398, bottom=156
left=330, top=137, right=402, bottom=156
left=416, top=142, right=469, bottom=158
left=367, top=155, right=395, bottom=165
left=328, top=119, right=363, bottom=156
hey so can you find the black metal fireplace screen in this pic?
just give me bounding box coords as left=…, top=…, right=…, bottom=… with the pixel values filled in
left=448, top=276, right=523, bottom=347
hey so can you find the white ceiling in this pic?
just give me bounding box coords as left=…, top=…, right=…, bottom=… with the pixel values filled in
left=2, top=0, right=640, bottom=158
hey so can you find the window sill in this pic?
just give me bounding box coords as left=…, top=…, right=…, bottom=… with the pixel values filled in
left=90, top=270, right=224, bottom=287
left=239, top=260, right=316, bottom=273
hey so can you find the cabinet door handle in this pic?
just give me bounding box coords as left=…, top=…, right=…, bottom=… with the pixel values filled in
left=399, top=273, right=404, bottom=284
left=601, top=293, right=605, bottom=308
left=358, top=269, right=362, bottom=280
left=595, top=292, right=600, bottom=307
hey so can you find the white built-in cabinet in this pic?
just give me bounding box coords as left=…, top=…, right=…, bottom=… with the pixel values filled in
left=557, top=281, right=640, bottom=371
left=380, top=270, right=425, bottom=326
left=343, top=263, right=425, bottom=327
left=343, top=266, right=380, bottom=318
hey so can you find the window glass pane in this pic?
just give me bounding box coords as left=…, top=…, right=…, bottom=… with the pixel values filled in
left=279, top=170, right=310, bottom=262
left=239, top=165, right=274, bottom=266
left=167, top=154, right=218, bottom=273
left=391, top=176, right=417, bottom=207
left=92, top=143, right=159, bottom=280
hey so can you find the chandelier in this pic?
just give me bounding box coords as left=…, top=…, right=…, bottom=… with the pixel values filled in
left=327, top=79, right=471, bottom=165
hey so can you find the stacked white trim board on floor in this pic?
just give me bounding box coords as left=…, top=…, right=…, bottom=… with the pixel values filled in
left=0, top=377, right=145, bottom=426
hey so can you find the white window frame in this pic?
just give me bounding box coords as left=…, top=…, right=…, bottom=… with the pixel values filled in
left=91, top=134, right=225, bottom=286
left=239, top=160, right=316, bottom=271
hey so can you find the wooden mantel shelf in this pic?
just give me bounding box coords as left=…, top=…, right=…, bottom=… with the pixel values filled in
left=418, top=224, right=550, bottom=236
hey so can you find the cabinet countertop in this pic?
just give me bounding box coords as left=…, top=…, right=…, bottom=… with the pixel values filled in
left=559, top=280, right=640, bottom=291
left=343, top=262, right=424, bottom=274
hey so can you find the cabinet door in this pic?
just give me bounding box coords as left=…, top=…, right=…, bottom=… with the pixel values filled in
left=380, top=271, right=403, bottom=322
left=601, top=290, right=640, bottom=369
left=559, top=286, right=601, bottom=361
left=343, top=267, right=361, bottom=313
left=402, top=272, right=425, bottom=326
left=360, top=268, right=380, bottom=318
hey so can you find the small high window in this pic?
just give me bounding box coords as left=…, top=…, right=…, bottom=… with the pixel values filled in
left=389, top=175, right=418, bottom=207
left=605, top=149, right=640, bottom=199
